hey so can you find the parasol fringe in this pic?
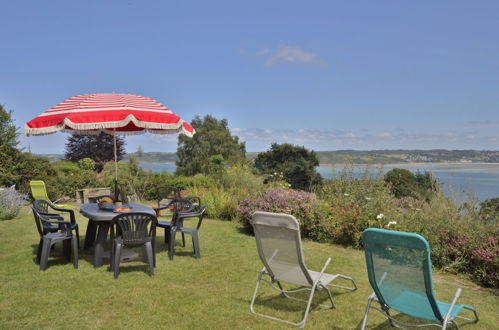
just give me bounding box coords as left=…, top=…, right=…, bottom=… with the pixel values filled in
left=25, top=115, right=195, bottom=137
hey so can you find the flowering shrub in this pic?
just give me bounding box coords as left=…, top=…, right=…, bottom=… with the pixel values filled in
left=318, top=167, right=399, bottom=248
left=395, top=193, right=499, bottom=287
left=444, top=234, right=499, bottom=287
left=238, top=189, right=330, bottom=241
left=0, top=186, right=27, bottom=220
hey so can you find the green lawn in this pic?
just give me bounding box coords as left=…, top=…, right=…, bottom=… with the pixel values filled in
left=0, top=206, right=497, bottom=329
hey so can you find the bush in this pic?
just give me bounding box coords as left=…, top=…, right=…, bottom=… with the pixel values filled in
left=319, top=166, right=399, bottom=247
left=171, top=175, right=216, bottom=191
left=52, top=161, right=80, bottom=174
left=479, top=197, right=499, bottom=222
left=237, top=189, right=329, bottom=241
left=384, top=168, right=416, bottom=198
left=0, top=186, right=27, bottom=220
left=185, top=185, right=241, bottom=220
left=180, top=166, right=267, bottom=221
left=78, top=158, right=96, bottom=171
left=396, top=193, right=499, bottom=287
left=384, top=168, right=439, bottom=201
left=219, top=164, right=266, bottom=195
left=57, top=169, right=98, bottom=198
left=254, top=143, right=322, bottom=191
left=0, top=151, right=61, bottom=198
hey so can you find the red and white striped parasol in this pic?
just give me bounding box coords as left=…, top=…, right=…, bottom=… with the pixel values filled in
left=25, top=93, right=194, bottom=136
left=25, top=93, right=195, bottom=182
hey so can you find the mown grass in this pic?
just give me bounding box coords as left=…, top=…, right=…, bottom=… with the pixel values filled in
left=0, top=206, right=497, bottom=329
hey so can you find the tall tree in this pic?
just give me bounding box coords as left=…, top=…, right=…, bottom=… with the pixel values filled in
left=0, top=104, right=22, bottom=186
left=0, top=105, right=58, bottom=193
left=65, top=132, right=126, bottom=171
left=254, top=143, right=322, bottom=191
left=0, top=104, right=19, bottom=149
left=175, top=115, right=246, bottom=176
left=136, top=145, right=144, bottom=158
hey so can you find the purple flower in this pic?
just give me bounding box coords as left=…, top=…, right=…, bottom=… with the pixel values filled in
left=0, top=186, right=28, bottom=220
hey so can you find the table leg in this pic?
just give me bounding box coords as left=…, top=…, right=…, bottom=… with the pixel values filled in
left=94, top=222, right=110, bottom=268
left=84, top=219, right=97, bottom=250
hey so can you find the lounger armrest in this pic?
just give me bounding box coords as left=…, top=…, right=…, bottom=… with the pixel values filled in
left=443, top=288, right=462, bottom=324
left=315, top=257, right=332, bottom=284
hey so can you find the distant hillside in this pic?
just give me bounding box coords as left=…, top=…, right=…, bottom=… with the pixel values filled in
left=252, top=150, right=499, bottom=164
left=40, top=149, right=499, bottom=164
left=316, top=150, right=499, bottom=164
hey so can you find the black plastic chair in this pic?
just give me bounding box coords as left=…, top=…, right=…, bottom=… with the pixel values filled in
left=155, top=185, right=182, bottom=208
left=33, top=200, right=80, bottom=248
left=110, top=212, right=157, bottom=279
left=167, top=204, right=208, bottom=260
left=155, top=198, right=194, bottom=246
left=32, top=206, right=78, bottom=271
left=185, top=196, right=201, bottom=210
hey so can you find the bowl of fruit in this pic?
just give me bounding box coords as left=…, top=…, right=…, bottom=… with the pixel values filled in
left=98, top=196, right=115, bottom=210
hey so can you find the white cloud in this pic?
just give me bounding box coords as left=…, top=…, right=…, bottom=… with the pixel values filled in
left=256, top=48, right=269, bottom=56
left=257, top=45, right=324, bottom=65
left=231, top=127, right=499, bottom=151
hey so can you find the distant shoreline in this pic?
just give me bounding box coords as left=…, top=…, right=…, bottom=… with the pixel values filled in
left=318, top=162, right=499, bottom=167
left=136, top=161, right=499, bottom=167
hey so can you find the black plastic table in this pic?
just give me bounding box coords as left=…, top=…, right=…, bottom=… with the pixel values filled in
left=80, top=202, right=156, bottom=268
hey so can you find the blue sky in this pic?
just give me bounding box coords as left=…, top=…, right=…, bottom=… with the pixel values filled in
left=1, top=0, right=498, bottom=154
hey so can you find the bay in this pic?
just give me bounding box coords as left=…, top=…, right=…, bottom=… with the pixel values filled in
left=140, top=163, right=176, bottom=173
left=139, top=162, right=499, bottom=202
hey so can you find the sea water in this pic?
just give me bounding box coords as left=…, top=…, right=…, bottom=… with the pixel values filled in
left=139, top=163, right=499, bottom=202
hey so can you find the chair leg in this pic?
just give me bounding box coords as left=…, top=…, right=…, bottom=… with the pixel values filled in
left=181, top=232, right=186, bottom=247
left=296, top=284, right=317, bottom=328
left=142, top=245, right=148, bottom=263
left=168, top=228, right=177, bottom=260
left=324, top=286, right=336, bottom=309
left=152, top=237, right=156, bottom=267
left=250, top=271, right=317, bottom=328
left=36, top=238, right=43, bottom=264
left=39, top=238, right=52, bottom=271
left=191, top=231, right=200, bottom=259
left=145, top=242, right=154, bottom=276
left=360, top=294, right=375, bottom=330
left=64, top=240, right=71, bottom=261
left=164, top=228, right=169, bottom=245
left=71, top=236, right=78, bottom=269
left=250, top=271, right=264, bottom=315
left=114, top=242, right=123, bottom=279
left=75, top=226, right=80, bottom=249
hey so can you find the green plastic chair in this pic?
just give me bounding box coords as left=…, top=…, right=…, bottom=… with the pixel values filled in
left=360, top=228, right=478, bottom=329
left=29, top=180, right=74, bottom=209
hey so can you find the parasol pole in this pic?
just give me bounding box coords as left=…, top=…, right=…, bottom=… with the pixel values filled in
left=113, top=128, right=118, bottom=182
